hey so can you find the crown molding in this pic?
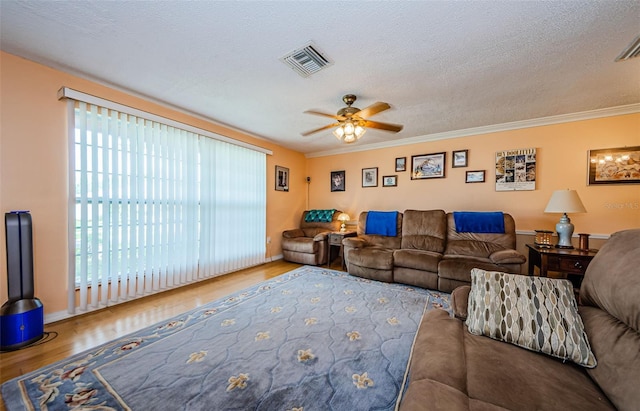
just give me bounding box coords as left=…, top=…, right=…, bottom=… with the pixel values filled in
left=305, top=103, right=640, bottom=158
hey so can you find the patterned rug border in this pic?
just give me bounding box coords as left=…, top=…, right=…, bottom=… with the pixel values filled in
left=2, top=266, right=451, bottom=411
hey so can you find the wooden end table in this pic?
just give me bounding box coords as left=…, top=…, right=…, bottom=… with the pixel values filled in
left=328, top=231, right=356, bottom=270
left=526, top=244, right=598, bottom=296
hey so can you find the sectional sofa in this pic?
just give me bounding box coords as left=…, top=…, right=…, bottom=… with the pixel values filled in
left=343, top=209, right=526, bottom=292
left=399, top=228, right=640, bottom=410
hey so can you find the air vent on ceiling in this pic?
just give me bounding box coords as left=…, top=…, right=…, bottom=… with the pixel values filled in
left=280, top=42, right=333, bottom=78
left=615, top=35, right=640, bottom=62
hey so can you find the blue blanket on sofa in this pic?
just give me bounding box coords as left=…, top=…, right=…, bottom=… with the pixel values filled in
left=453, top=211, right=505, bottom=233
left=365, top=211, right=398, bottom=236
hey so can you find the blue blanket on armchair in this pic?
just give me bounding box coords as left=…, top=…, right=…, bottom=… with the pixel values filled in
left=453, top=211, right=505, bottom=233
left=365, top=211, right=398, bottom=236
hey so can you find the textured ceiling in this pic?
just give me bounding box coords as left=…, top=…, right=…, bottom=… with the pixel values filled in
left=1, top=1, right=639, bottom=155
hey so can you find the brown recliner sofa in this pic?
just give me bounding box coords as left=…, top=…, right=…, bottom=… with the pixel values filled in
left=343, top=210, right=525, bottom=292
left=281, top=209, right=341, bottom=265
left=399, top=228, right=640, bottom=410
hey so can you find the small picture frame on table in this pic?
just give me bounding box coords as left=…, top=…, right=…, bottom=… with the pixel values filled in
left=465, top=170, right=485, bottom=183
left=395, top=157, right=406, bottom=172
left=362, top=167, right=378, bottom=187
left=382, top=175, right=397, bottom=187
left=452, top=150, right=468, bottom=168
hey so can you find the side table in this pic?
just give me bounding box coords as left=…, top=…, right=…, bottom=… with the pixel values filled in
left=526, top=244, right=598, bottom=296
left=328, top=231, right=357, bottom=270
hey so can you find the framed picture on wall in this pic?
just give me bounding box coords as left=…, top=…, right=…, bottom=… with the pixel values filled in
left=395, top=157, right=406, bottom=172
left=275, top=165, right=289, bottom=191
left=465, top=170, right=485, bottom=183
left=331, top=170, right=346, bottom=192
left=383, top=175, right=398, bottom=187
left=452, top=150, right=468, bottom=168
left=362, top=167, right=378, bottom=187
left=588, top=146, right=640, bottom=185
left=411, top=152, right=446, bottom=180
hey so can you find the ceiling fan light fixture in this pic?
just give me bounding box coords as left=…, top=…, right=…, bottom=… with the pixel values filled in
left=333, top=120, right=366, bottom=143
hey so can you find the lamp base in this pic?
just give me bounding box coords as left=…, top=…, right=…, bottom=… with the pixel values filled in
left=554, top=213, right=575, bottom=249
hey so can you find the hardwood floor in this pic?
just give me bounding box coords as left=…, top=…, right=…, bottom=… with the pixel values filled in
left=0, top=259, right=336, bottom=408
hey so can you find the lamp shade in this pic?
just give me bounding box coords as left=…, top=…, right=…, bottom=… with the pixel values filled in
left=544, top=189, right=587, bottom=214
left=337, top=213, right=350, bottom=222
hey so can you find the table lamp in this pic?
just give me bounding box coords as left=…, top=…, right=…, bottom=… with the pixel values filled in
left=544, top=189, right=587, bottom=249
left=337, top=213, right=350, bottom=232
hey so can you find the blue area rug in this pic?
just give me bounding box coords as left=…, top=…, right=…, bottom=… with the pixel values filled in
left=2, top=266, right=450, bottom=411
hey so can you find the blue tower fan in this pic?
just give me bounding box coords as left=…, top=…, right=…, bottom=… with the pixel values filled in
left=0, top=211, right=44, bottom=350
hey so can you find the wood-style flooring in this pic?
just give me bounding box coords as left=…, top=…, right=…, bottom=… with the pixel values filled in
left=0, top=259, right=342, bottom=409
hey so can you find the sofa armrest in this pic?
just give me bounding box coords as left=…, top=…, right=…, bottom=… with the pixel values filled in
left=342, top=237, right=367, bottom=249
left=450, top=285, right=471, bottom=320
left=313, top=232, right=330, bottom=241
left=489, top=249, right=526, bottom=265
left=282, top=228, right=305, bottom=239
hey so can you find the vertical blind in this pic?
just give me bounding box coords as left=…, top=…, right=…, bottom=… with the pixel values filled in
left=68, top=100, right=266, bottom=314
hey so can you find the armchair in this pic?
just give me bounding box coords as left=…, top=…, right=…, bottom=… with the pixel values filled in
left=281, top=209, right=342, bottom=265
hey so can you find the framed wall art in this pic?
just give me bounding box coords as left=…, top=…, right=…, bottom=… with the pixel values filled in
left=383, top=175, right=398, bottom=187
left=275, top=165, right=289, bottom=191
left=452, top=150, right=468, bottom=168
left=331, top=170, right=346, bottom=192
left=362, top=167, right=378, bottom=187
left=465, top=170, right=485, bottom=183
left=395, top=157, right=406, bottom=172
left=588, top=146, right=640, bottom=185
left=411, top=152, right=446, bottom=180
left=495, top=147, right=536, bottom=191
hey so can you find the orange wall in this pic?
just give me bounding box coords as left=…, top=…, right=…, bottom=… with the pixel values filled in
left=307, top=115, right=640, bottom=234
left=0, top=52, right=306, bottom=316
left=1, top=51, right=639, bottom=319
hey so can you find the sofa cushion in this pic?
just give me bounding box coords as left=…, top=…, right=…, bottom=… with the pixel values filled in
left=466, top=269, right=596, bottom=368
left=347, top=246, right=394, bottom=270
left=393, top=249, right=441, bottom=272
left=444, top=212, right=517, bottom=258
left=400, top=209, right=447, bottom=253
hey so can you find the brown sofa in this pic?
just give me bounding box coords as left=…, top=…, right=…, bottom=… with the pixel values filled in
left=281, top=209, right=341, bottom=265
left=343, top=210, right=525, bottom=292
left=399, top=228, right=640, bottom=410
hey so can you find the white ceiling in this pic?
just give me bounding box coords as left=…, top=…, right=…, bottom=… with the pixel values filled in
left=1, top=1, right=639, bottom=156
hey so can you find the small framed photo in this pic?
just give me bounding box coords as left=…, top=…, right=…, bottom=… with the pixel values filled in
left=331, top=170, right=346, bottom=192
left=275, top=165, right=289, bottom=191
left=395, top=157, right=406, bottom=172
left=362, top=167, right=378, bottom=187
left=465, top=170, right=486, bottom=183
left=452, top=150, right=468, bottom=168
left=383, top=175, right=398, bottom=187
left=411, top=152, right=446, bottom=180
left=588, top=146, right=640, bottom=185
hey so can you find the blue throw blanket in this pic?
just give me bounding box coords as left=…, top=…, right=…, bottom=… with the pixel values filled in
left=453, top=211, right=505, bottom=233
left=365, top=211, right=398, bottom=236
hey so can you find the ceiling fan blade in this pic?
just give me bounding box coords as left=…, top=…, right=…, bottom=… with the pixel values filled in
left=354, top=102, right=390, bottom=119
left=362, top=120, right=404, bottom=133
left=301, top=122, right=341, bottom=136
left=304, top=110, right=346, bottom=121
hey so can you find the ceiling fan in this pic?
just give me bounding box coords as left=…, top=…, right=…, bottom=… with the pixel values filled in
left=301, top=94, right=403, bottom=143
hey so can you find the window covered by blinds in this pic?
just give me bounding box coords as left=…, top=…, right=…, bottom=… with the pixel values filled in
left=69, top=101, right=266, bottom=314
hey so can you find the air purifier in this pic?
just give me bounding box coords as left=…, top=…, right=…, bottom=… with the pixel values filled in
left=0, top=211, right=44, bottom=350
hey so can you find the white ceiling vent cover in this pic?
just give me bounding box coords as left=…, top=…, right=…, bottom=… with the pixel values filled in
left=615, top=35, right=640, bottom=62
left=280, top=42, right=333, bottom=78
